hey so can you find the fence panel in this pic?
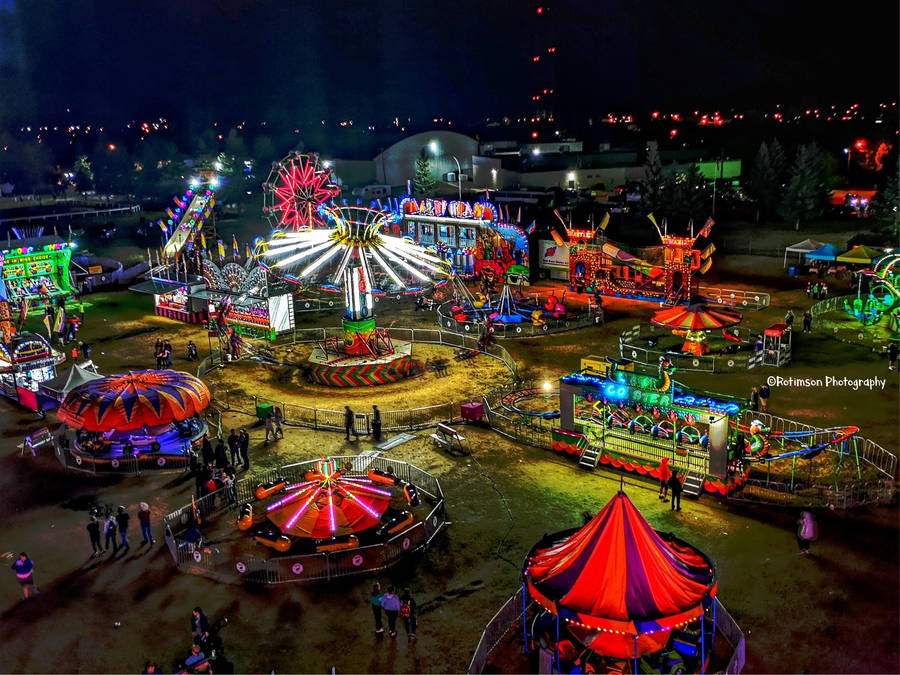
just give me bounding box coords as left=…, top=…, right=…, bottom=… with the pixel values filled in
left=468, top=591, right=529, bottom=674
left=714, top=597, right=746, bottom=675
left=268, top=552, right=330, bottom=583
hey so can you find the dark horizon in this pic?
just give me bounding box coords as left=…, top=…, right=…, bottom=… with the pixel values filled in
left=1, top=0, right=897, bottom=130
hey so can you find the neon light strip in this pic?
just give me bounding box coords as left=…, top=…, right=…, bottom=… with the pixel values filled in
left=384, top=243, right=449, bottom=276
left=266, top=482, right=317, bottom=511
left=300, top=243, right=343, bottom=277
left=379, top=245, right=430, bottom=281
left=367, top=248, right=406, bottom=288
left=274, top=240, right=336, bottom=268
left=284, top=489, right=322, bottom=530
left=336, top=486, right=383, bottom=519
left=331, top=246, right=355, bottom=285
left=328, top=488, right=336, bottom=533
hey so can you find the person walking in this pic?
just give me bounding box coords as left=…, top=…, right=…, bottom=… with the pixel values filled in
left=381, top=585, right=402, bottom=638
left=10, top=552, right=38, bottom=599
left=888, top=341, right=899, bottom=371
left=87, top=516, right=103, bottom=557
left=784, top=309, right=795, bottom=329
left=214, top=437, right=228, bottom=469
left=163, top=340, right=173, bottom=367
left=200, top=433, right=214, bottom=467
left=668, top=469, right=683, bottom=512
left=227, top=429, right=240, bottom=466
left=104, top=514, right=118, bottom=554
left=749, top=386, right=760, bottom=412
left=344, top=405, right=355, bottom=441
left=657, top=457, right=671, bottom=502
left=370, top=582, right=385, bottom=634
left=759, top=383, right=771, bottom=413
left=372, top=405, right=382, bottom=443
left=273, top=407, right=284, bottom=439
left=796, top=511, right=818, bottom=555
left=802, top=311, right=812, bottom=333
left=191, top=606, right=211, bottom=644
left=154, top=339, right=163, bottom=369
left=805, top=282, right=812, bottom=298
left=139, top=502, right=155, bottom=545
left=239, top=428, right=250, bottom=470
left=821, top=282, right=828, bottom=298
left=187, top=340, right=199, bottom=361
left=115, top=505, right=131, bottom=552
left=400, top=587, right=417, bottom=641
left=264, top=413, right=275, bottom=444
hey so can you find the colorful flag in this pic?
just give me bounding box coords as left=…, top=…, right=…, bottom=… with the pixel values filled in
left=516, top=206, right=522, bottom=223
left=599, top=211, right=611, bottom=231
left=550, top=228, right=565, bottom=246
left=526, top=220, right=536, bottom=236
left=17, top=299, right=28, bottom=328
left=699, top=257, right=713, bottom=274
left=245, top=244, right=253, bottom=260
left=232, top=234, right=239, bottom=258
left=646, top=212, right=663, bottom=237
left=217, top=239, right=226, bottom=261
left=200, top=232, right=207, bottom=250
left=699, top=217, right=715, bottom=238
left=42, top=313, right=51, bottom=338
left=701, top=243, right=716, bottom=260
left=552, top=209, right=567, bottom=228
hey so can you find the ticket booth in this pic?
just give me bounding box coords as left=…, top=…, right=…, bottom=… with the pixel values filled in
left=763, top=323, right=792, bottom=367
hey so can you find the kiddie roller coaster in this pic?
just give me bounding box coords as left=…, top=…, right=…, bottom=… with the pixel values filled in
left=542, top=355, right=895, bottom=506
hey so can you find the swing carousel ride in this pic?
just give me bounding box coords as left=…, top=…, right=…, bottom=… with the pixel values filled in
left=258, top=206, right=451, bottom=386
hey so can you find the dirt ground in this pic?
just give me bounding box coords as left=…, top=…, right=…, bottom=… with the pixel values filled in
left=0, top=254, right=897, bottom=674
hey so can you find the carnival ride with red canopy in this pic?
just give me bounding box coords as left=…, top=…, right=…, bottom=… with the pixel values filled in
left=523, top=489, right=718, bottom=673
left=57, top=370, right=210, bottom=461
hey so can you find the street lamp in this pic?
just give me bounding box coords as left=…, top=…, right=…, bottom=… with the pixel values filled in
left=428, top=141, right=462, bottom=201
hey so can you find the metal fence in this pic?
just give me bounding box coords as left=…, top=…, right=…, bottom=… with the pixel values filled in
left=206, top=327, right=518, bottom=432
left=436, top=302, right=600, bottom=339
left=619, top=324, right=753, bottom=373
left=466, top=592, right=746, bottom=675
left=698, top=286, right=771, bottom=310
left=468, top=590, right=532, bottom=674
left=715, top=597, right=746, bottom=674
left=51, top=437, right=192, bottom=476
left=163, top=456, right=447, bottom=585
left=809, top=294, right=890, bottom=351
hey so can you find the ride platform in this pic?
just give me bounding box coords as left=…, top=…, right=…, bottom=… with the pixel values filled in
left=307, top=340, right=414, bottom=387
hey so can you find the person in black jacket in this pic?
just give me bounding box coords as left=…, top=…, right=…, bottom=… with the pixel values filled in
left=214, top=438, right=228, bottom=469
left=344, top=405, right=355, bottom=441
left=191, top=606, right=210, bottom=643
left=115, top=506, right=131, bottom=551
left=200, top=434, right=214, bottom=466
left=372, top=405, right=382, bottom=442
left=87, top=516, right=102, bottom=557
left=668, top=470, right=683, bottom=512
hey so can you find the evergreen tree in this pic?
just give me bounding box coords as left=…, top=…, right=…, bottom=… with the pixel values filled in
left=870, top=171, right=900, bottom=241
left=641, top=141, right=668, bottom=216
left=413, top=150, right=435, bottom=198
left=747, top=142, right=779, bottom=222
left=669, top=163, right=708, bottom=226
left=74, top=155, right=94, bottom=190
left=768, top=138, right=788, bottom=187
left=780, top=143, right=831, bottom=227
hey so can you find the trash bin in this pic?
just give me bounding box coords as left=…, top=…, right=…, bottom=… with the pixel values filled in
left=256, top=402, right=273, bottom=420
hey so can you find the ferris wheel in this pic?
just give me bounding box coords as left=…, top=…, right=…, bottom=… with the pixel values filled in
left=262, top=152, right=340, bottom=231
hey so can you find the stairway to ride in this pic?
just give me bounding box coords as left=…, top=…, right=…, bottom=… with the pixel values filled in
left=682, top=470, right=705, bottom=497
left=578, top=444, right=601, bottom=470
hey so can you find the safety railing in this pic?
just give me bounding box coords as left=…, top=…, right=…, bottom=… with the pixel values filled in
left=619, top=324, right=751, bottom=373
left=163, top=456, right=447, bottom=585
left=809, top=294, right=890, bottom=351
left=436, top=301, right=599, bottom=340
left=714, top=597, right=746, bottom=675
left=468, top=590, right=531, bottom=674
left=51, top=438, right=192, bottom=476
left=699, top=286, right=770, bottom=310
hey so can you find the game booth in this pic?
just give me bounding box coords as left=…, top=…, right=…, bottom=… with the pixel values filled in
left=56, top=370, right=210, bottom=472
left=0, top=330, right=65, bottom=410
left=396, top=198, right=529, bottom=283
left=521, top=489, right=731, bottom=674
left=1, top=238, right=76, bottom=308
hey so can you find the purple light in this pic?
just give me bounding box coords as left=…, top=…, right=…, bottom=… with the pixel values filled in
left=284, top=490, right=321, bottom=530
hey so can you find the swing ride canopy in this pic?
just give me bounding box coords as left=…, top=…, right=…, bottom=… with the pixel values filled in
left=651, top=304, right=742, bottom=331
left=266, top=458, right=393, bottom=538
left=57, top=370, right=211, bottom=432
left=258, top=206, right=451, bottom=291
left=524, top=490, right=717, bottom=659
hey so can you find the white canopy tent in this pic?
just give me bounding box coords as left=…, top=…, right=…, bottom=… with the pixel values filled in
left=783, top=239, right=824, bottom=268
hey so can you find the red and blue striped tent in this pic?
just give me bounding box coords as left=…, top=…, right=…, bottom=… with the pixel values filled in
left=524, top=490, right=717, bottom=661
left=58, top=370, right=211, bottom=432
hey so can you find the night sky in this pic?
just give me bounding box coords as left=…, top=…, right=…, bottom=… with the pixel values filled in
left=1, top=0, right=897, bottom=128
